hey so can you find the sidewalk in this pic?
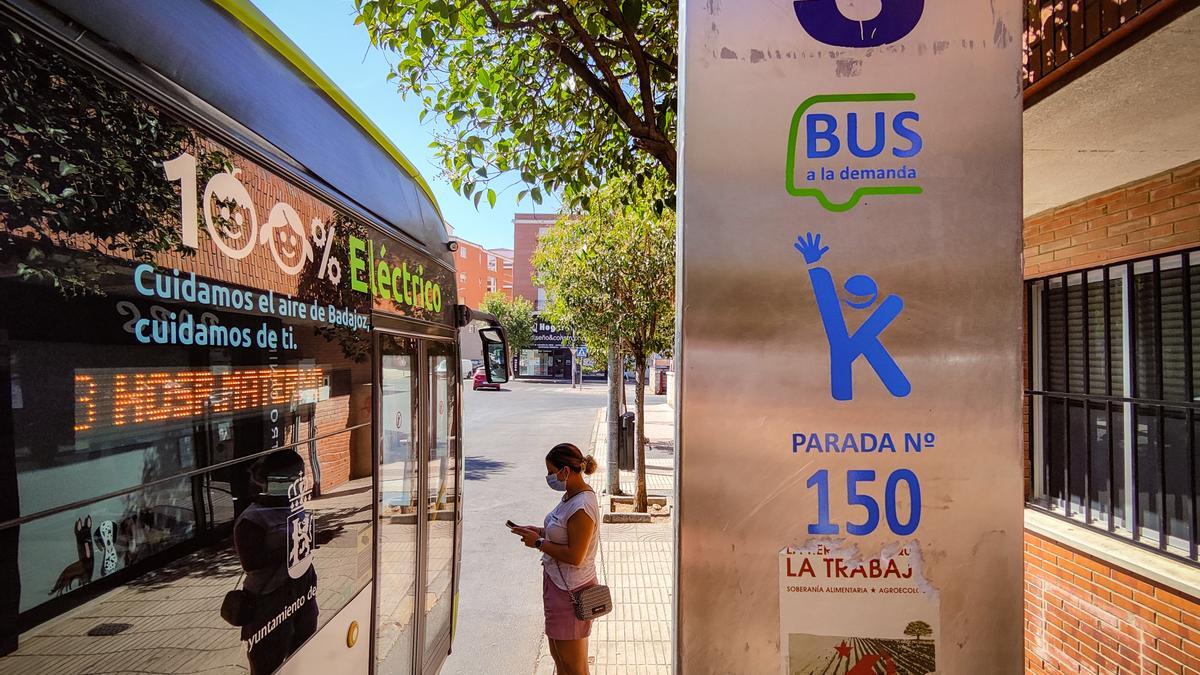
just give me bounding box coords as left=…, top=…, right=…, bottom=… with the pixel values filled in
left=534, top=399, right=675, bottom=674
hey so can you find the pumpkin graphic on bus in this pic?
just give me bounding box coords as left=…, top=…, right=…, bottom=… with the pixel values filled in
left=202, top=168, right=259, bottom=259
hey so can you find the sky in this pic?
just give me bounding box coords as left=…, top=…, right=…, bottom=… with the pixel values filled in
left=252, top=0, right=560, bottom=250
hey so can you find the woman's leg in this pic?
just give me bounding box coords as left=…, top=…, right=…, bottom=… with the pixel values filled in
left=549, top=637, right=589, bottom=675
left=548, top=639, right=564, bottom=673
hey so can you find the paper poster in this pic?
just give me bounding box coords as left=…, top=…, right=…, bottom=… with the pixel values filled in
left=779, top=543, right=937, bottom=674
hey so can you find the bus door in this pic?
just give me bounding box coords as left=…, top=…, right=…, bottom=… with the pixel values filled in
left=374, top=334, right=459, bottom=674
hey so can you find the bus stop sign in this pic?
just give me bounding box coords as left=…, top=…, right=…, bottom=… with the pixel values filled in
left=677, top=1, right=1025, bottom=672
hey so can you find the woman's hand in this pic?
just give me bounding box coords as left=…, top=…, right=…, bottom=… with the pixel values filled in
left=511, top=526, right=540, bottom=548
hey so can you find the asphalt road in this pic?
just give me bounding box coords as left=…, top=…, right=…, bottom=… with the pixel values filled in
left=441, top=380, right=608, bottom=675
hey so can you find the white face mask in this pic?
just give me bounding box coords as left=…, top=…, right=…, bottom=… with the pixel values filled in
left=546, top=468, right=567, bottom=492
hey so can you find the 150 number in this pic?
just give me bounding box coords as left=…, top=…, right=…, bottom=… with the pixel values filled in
left=806, top=469, right=921, bottom=536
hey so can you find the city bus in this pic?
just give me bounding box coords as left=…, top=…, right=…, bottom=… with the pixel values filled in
left=0, top=0, right=508, bottom=672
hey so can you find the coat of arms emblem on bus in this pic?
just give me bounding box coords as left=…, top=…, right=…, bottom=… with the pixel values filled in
left=793, top=0, right=924, bottom=48
left=285, top=477, right=314, bottom=579
left=795, top=233, right=911, bottom=401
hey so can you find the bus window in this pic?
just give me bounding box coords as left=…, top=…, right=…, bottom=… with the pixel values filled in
left=375, top=335, right=418, bottom=674
left=422, top=341, right=458, bottom=664
left=0, top=18, right=375, bottom=671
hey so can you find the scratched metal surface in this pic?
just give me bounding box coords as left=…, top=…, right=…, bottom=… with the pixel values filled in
left=675, top=0, right=1026, bottom=672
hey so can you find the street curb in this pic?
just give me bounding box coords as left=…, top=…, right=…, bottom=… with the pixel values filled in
left=587, top=406, right=606, bottom=493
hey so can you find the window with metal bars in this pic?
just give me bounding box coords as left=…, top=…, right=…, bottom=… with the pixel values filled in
left=1027, top=248, right=1200, bottom=563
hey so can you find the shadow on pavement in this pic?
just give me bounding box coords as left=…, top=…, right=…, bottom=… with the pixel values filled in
left=464, top=455, right=513, bottom=481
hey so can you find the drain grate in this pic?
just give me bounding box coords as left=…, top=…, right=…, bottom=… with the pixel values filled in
left=86, top=623, right=132, bottom=637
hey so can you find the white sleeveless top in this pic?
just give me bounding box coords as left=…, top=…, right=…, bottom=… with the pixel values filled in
left=542, top=490, right=600, bottom=591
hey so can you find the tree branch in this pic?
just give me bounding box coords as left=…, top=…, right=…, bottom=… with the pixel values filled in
left=475, top=0, right=557, bottom=30
left=599, top=0, right=657, bottom=128
left=594, top=35, right=677, bottom=76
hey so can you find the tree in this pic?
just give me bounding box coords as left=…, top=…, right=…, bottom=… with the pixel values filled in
left=480, top=291, right=535, bottom=356
left=533, top=172, right=674, bottom=511
left=903, top=621, right=933, bottom=642
left=0, top=26, right=229, bottom=297
left=356, top=0, right=678, bottom=208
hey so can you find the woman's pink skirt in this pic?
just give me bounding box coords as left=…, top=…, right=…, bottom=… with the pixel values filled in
left=543, top=570, right=596, bottom=640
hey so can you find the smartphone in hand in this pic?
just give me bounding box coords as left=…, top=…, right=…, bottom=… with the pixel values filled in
left=505, top=520, right=518, bottom=529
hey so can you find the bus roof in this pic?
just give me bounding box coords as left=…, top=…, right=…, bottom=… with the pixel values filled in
left=211, top=0, right=442, bottom=220
left=37, top=0, right=452, bottom=263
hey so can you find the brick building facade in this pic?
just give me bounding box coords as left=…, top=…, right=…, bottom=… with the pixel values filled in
left=513, top=213, right=561, bottom=309
left=1020, top=3, right=1200, bottom=672
left=450, top=235, right=513, bottom=308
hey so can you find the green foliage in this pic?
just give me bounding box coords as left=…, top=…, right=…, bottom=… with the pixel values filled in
left=532, top=170, right=674, bottom=364
left=480, top=291, right=535, bottom=354
left=536, top=170, right=673, bottom=511
left=0, top=26, right=228, bottom=296
left=355, top=0, right=677, bottom=207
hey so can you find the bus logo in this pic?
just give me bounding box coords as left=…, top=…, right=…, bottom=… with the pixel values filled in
left=793, top=0, right=924, bottom=48
left=785, top=93, right=923, bottom=212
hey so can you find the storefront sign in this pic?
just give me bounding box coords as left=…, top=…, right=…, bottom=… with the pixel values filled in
left=678, top=1, right=1024, bottom=672
left=530, top=316, right=570, bottom=350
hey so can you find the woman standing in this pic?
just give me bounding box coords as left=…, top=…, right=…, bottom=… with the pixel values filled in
left=511, top=443, right=600, bottom=675
left=234, top=450, right=318, bottom=675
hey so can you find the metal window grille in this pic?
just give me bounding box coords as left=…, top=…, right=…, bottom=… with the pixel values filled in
left=1027, top=247, right=1200, bottom=563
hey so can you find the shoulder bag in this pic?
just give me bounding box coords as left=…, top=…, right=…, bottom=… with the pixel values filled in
left=220, top=573, right=254, bottom=627
left=554, top=490, right=613, bottom=621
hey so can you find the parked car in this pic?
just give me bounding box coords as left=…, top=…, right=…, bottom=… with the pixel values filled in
left=472, top=367, right=501, bottom=391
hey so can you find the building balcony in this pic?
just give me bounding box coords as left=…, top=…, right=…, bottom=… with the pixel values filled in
left=1023, top=0, right=1195, bottom=103
left=1023, top=2, right=1199, bottom=216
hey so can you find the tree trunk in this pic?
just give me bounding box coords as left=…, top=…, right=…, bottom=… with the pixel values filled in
left=606, top=342, right=622, bottom=495
left=618, top=359, right=626, bottom=411
left=634, top=352, right=648, bottom=513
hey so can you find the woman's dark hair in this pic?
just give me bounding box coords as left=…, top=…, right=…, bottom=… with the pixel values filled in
left=250, top=449, right=306, bottom=484
left=546, top=442, right=598, bottom=476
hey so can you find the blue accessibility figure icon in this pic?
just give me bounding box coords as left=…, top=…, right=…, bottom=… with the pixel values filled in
left=795, top=232, right=911, bottom=401
left=793, top=0, right=924, bottom=48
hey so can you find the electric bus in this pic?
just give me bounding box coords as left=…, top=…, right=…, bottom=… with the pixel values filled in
left=0, top=0, right=508, bottom=672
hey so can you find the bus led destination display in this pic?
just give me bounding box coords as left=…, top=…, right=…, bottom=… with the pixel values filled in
left=679, top=0, right=1024, bottom=672
left=74, top=366, right=325, bottom=436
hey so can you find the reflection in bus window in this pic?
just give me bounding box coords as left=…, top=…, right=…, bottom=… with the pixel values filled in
left=376, top=336, right=418, bottom=674
left=0, top=18, right=375, bottom=671
left=235, top=450, right=318, bottom=675
left=423, top=344, right=457, bottom=659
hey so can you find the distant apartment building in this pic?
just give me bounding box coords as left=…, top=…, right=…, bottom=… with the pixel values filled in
left=513, top=213, right=561, bottom=312
left=513, top=213, right=579, bottom=379
left=451, top=235, right=513, bottom=309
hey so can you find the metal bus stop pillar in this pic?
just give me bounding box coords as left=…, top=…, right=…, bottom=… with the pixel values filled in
left=675, top=1, right=1025, bottom=672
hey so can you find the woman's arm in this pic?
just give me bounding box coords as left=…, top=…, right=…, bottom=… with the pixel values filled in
left=530, top=510, right=595, bottom=566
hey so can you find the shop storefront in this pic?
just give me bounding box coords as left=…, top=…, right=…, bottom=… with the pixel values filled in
left=517, top=317, right=572, bottom=380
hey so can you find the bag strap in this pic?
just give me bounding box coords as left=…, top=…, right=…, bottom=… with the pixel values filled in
left=552, top=489, right=604, bottom=592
